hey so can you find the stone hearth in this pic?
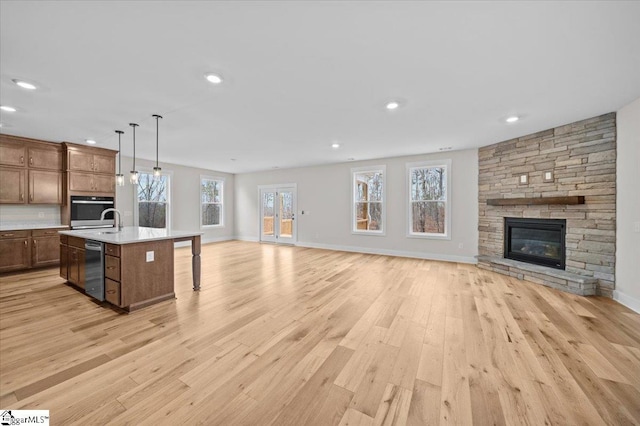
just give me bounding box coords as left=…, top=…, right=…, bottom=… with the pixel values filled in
left=478, top=113, right=616, bottom=297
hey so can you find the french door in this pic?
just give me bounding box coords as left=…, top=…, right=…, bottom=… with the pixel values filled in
left=259, top=185, right=296, bottom=244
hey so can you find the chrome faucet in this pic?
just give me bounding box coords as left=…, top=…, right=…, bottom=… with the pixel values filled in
left=101, top=208, right=123, bottom=231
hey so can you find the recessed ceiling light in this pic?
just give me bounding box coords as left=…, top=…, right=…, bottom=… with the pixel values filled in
left=506, top=116, right=519, bottom=123
left=0, top=106, right=17, bottom=112
left=331, top=143, right=340, bottom=149
left=86, top=139, right=97, bottom=145
left=12, top=79, right=37, bottom=90
left=205, top=73, right=223, bottom=84
left=385, top=101, right=400, bottom=110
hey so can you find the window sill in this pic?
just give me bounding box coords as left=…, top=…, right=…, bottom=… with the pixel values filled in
left=201, top=224, right=224, bottom=230
left=406, top=232, right=451, bottom=241
left=352, top=230, right=386, bottom=237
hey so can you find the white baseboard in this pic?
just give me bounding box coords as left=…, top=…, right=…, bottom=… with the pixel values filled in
left=613, top=290, right=640, bottom=313
left=234, top=235, right=260, bottom=242
left=295, top=241, right=477, bottom=264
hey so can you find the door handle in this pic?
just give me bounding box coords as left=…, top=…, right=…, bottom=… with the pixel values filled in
left=30, top=157, right=33, bottom=165
left=20, top=156, right=24, bottom=164
left=24, top=240, right=27, bottom=246
left=20, top=193, right=24, bottom=201
left=30, top=193, right=34, bottom=201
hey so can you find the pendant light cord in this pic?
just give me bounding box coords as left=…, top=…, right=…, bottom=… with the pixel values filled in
left=152, top=114, right=163, bottom=169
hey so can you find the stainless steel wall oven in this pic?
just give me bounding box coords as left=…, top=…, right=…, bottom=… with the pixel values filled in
left=70, top=196, right=115, bottom=229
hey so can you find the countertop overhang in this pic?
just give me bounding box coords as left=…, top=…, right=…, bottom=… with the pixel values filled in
left=59, top=226, right=203, bottom=245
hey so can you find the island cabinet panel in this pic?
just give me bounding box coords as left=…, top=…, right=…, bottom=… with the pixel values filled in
left=105, top=244, right=120, bottom=257
left=105, top=278, right=121, bottom=307
left=120, top=240, right=174, bottom=310
left=60, top=243, right=68, bottom=280
left=105, top=255, right=120, bottom=281
left=67, top=246, right=85, bottom=289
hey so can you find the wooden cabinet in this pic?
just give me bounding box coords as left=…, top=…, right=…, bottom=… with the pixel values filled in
left=105, top=278, right=121, bottom=306
left=0, top=135, right=64, bottom=205
left=0, top=228, right=67, bottom=273
left=31, top=229, right=61, bottom=267
left=0, top=168, right=26, bottom=203
left=104, top=244, right=122, bottom=307
left=67, top=246, right=85, bottom=289
left=0, top=138, right=26, bottom=167
left=28, top=146, right=63, bottom=170
left=29, top=170, right=62, bottom=204
left=68, top=150, right=115, bottom=174
left=0, top=231, right=30, bottom=273
left=60, top=241, right=68, bottom=280
left=69, top=172, right=114, bottom=193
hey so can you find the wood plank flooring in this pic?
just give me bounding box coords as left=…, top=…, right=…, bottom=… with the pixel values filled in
left=1, top=241, right=639, bottom=425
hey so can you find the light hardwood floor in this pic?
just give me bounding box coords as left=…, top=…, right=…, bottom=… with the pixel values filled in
left=1, top=241, right=639, bottom=425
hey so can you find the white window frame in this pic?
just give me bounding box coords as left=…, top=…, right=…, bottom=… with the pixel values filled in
left=406, top=159, right=451, bottom=240
left=200, top=175, right=225, bottom=229
left=134, top=168, right=172, bottom=230
left=351, top=165, right=386, bottom=236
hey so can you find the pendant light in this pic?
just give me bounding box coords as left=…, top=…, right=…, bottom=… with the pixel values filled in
left=152, top=114, right=163, bottom=178
left=129, top=123, right=139, bottom=184
left=115, top=130, right=125, bottom=186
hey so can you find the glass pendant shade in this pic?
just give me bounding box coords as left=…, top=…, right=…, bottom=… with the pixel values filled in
left=116, top=174, right=125, bottom=186
left=130, top=170, right=139, bottom=184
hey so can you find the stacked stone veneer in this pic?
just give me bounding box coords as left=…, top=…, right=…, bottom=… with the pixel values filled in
left=478, top=113, right=616, bottom=297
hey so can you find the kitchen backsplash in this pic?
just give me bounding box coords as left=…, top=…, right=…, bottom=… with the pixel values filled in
left=0, top=205, right=62, bottom=225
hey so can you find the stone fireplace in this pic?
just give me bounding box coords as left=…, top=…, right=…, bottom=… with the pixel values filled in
left=477, top=113, right=616, bottom=297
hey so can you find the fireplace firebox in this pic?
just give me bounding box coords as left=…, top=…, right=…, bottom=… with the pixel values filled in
left=504, top=218, right=566, bottom=270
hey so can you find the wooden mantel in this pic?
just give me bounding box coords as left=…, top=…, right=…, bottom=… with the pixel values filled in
left=486, top=196, right=585, bottom=206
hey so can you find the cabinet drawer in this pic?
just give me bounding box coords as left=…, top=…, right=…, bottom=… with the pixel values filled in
left=105, top=255, right=120, bottom=281
left=1, top=230, right=30, bottom=239
left=33, top=228, right=66, bottom=237
left=68, top=236, right=85, bottom=248
left=105, top=244, right=120, bottom=257
left=105, top=278, right=121, bottom=306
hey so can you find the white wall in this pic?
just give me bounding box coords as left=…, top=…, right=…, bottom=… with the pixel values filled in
left=235, top=149, right=478, bottom=263
left=116, top=156, right=234, bottom=244
left=615, top=97, right=640, bottom=312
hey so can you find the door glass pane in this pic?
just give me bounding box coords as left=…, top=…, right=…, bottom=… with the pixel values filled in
left=279, top=191, right=293, bottom=238
left=262, top=192, right=274, bottom=236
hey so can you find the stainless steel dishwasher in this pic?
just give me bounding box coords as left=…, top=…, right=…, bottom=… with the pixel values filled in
left=85, top=240, right=105, bottom=301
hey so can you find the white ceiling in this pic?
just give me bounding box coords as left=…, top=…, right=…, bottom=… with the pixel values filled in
left=1, top=1, right=639, bottom=174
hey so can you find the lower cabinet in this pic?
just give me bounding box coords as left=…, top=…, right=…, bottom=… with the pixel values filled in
left=32, top=229, right=60, bottom=267
left=104, top=244, right=122, bottom=307
left=0, top=228, right=65, bottom=273
left=0, top=231, right=30, bottom=273
left=66, top=236, right=86, bottom=289
left=105, top=278, right=121, bottom=306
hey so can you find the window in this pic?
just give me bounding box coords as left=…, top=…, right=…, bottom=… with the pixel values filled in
left=407, top=160, right=451, bottom=239
left=352, top=165, right=385, bottom=234
left=136, top=172, right=170, bottom=229
left=201, top=176, right=224, bottom=227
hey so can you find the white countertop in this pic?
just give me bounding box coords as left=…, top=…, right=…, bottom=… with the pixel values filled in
left=59, top=226, right=203, bottom=245
left=0, top=223, right=68, bottom=232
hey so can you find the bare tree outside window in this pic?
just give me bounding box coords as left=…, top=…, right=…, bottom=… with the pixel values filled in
left=410, top=166, right=446, bottom=234
left=201, top=178, right=223, bottom=226
left=137, top=173, right=168, bottom=228
left=353, top=168, right=384, bottom=233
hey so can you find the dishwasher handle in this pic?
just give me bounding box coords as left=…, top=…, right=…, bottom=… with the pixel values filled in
left=85, top=241, right=103, bottom=251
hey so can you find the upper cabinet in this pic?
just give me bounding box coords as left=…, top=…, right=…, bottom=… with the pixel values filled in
left=63, top=143, right=117, bottom=195
left=68, top=149, right=115, bottom=174
left=0, top=135, right=64, bottom=205
left=0, top=138, right=27, bottom=167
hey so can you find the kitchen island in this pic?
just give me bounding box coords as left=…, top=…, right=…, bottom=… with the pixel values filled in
left=59, top=227, right=203, bottom=312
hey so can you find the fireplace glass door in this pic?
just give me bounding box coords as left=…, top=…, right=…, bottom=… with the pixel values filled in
left=504, top=218, right=566, bottom=269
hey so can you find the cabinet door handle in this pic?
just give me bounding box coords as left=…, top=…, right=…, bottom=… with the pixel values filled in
left=2, top=233, right=14, bottom=237
left=20, top=156, right=24, bottom=164
left=30, top=157, right=33, bottom=165
left=20, top=193, right=24, bottom=201
left=30, top=193, right=34, bottom=201
left=24, top=240, right=27, bottom=246
left=106, top=266, right=116, bottom=270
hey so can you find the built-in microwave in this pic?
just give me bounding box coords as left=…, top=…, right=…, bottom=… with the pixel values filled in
left=70, top=196, right=115, bottom=229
